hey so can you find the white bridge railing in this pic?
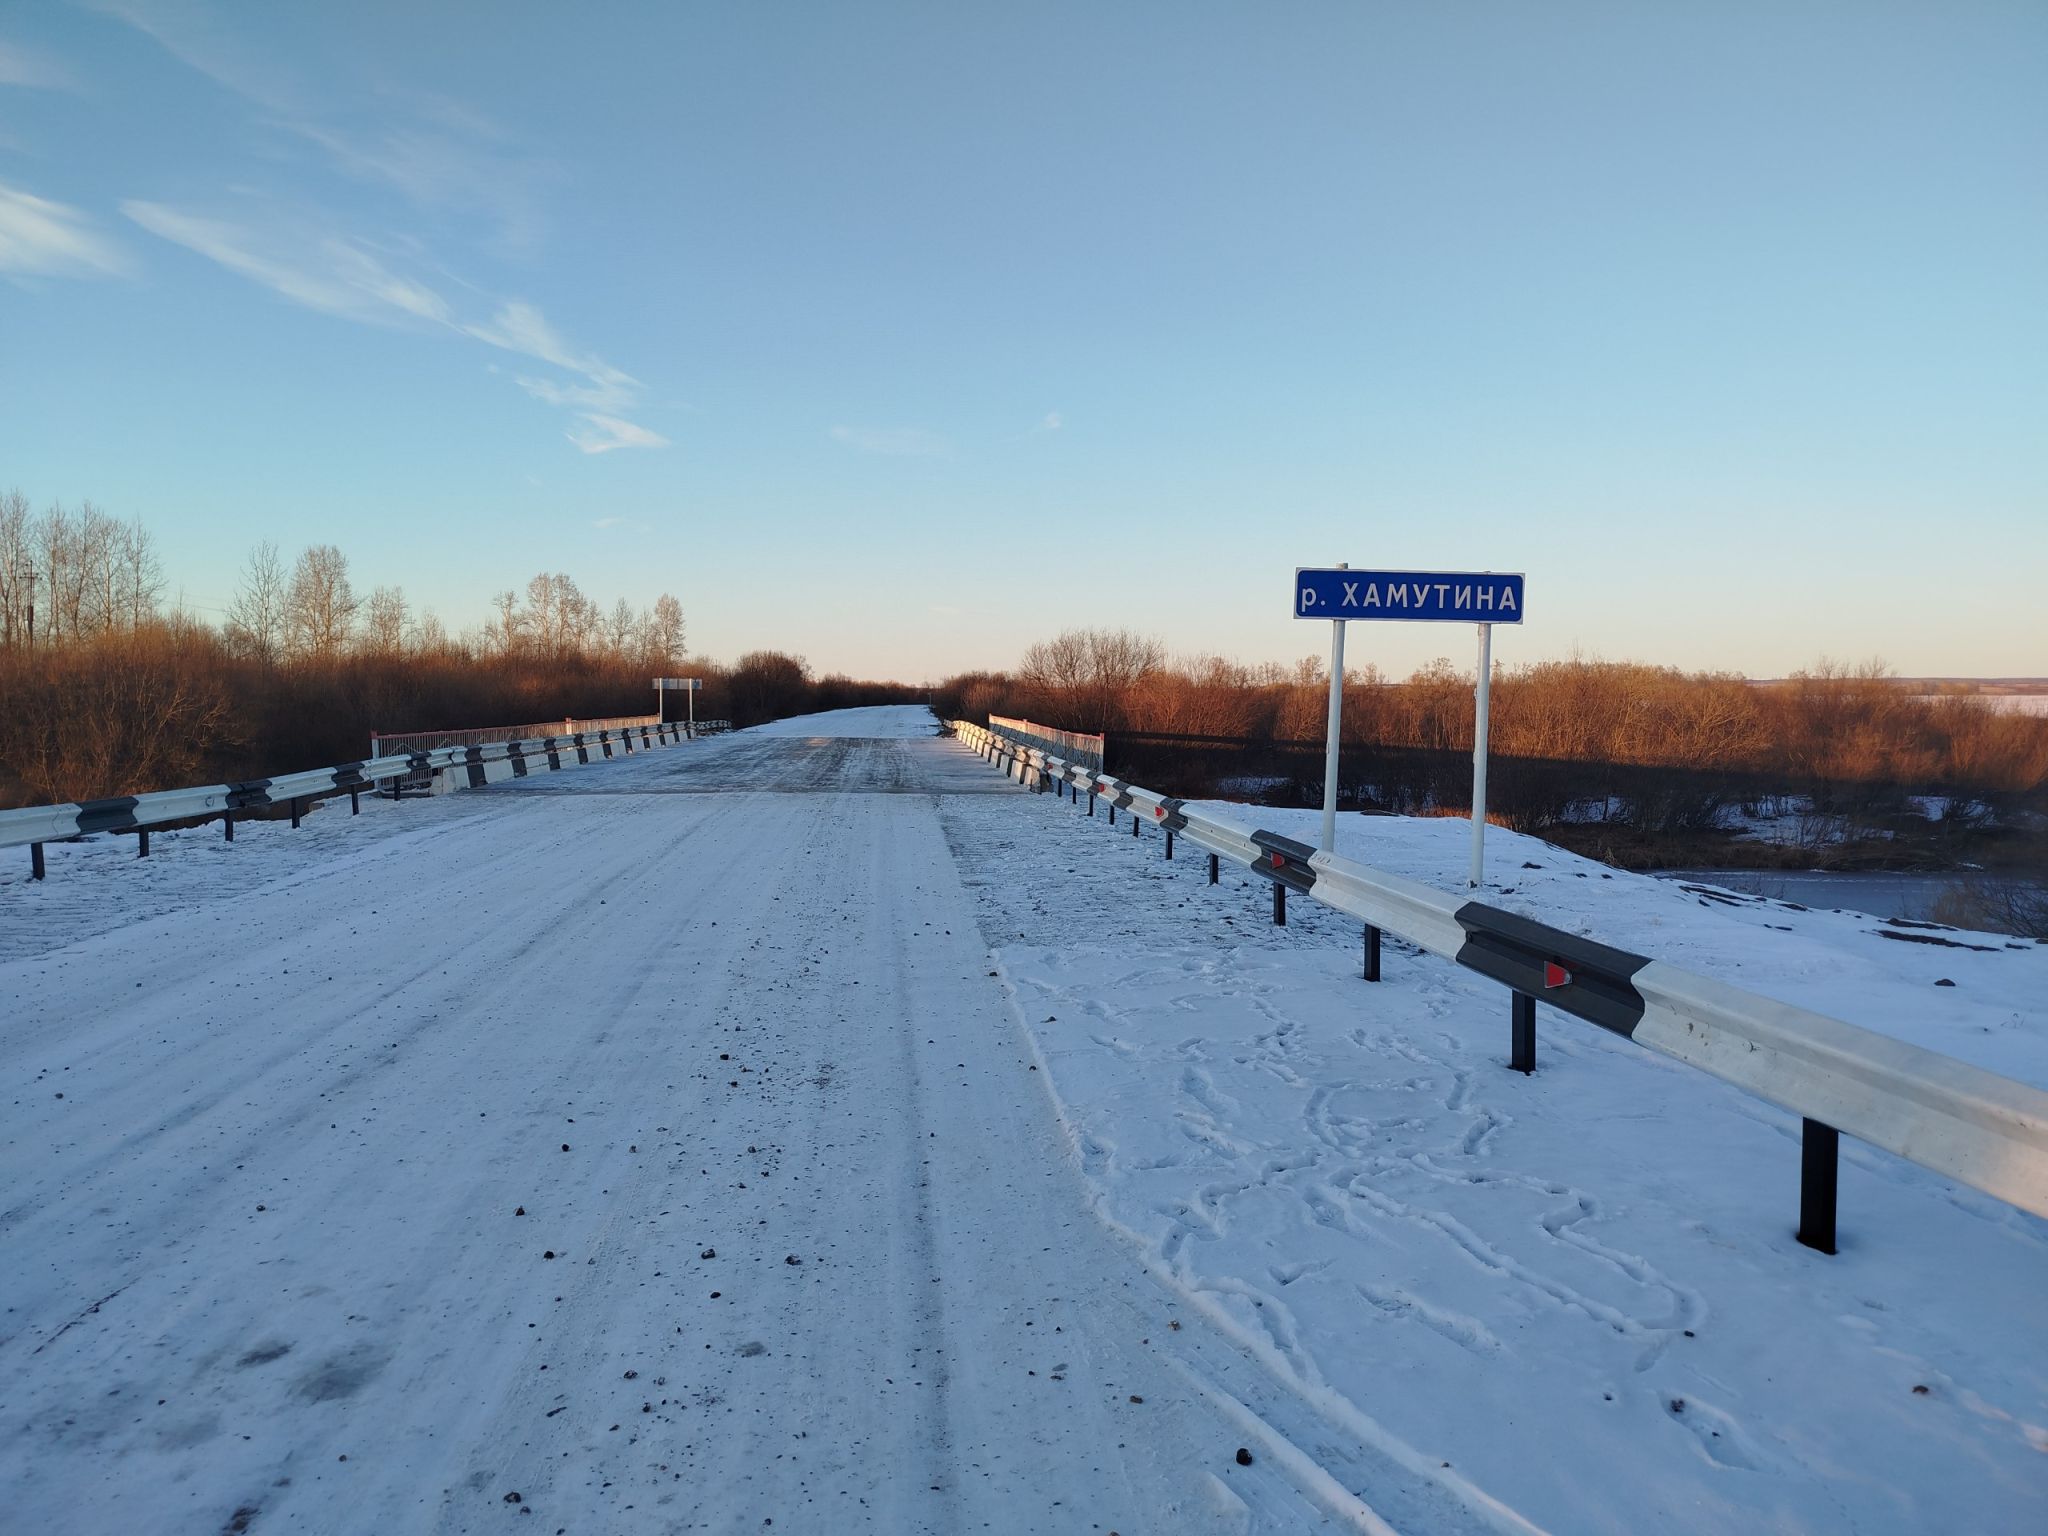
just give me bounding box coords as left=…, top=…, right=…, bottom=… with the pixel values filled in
left=955, top=718, right=2048, bottom=1254
left=370, top=714, right=661, bottom=755
left=988, top=715, right=1104, bottom=772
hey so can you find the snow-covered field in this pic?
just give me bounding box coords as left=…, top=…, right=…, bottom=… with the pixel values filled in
left=942, top=779, right=2048, bottom=1534
left=3, top=705, right=2044, bottom=1534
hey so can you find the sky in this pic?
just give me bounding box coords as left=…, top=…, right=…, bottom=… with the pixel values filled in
left=1, top=1, right=2043, bottom=682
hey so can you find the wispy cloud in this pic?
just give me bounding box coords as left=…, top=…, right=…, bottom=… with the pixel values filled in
left=0, top=37, right=74, bottom=90
left=1033, top=411, right=1063, bottom=433
left=592, top=514, right=652, bottom=530
left=86, top=4, right=658, bottom=452
left=468, top=301, right=638, bottom=411
left=92, top=2, right=545, bottom=247
left=289, top=116, right=545, bottom=251
left=122, top=200, right=446, bottom=324
left=84, top=0, right=301, bottom=111
left=123, top=200, right=667, bottom=453
left=570, top=415, right=669, bottom=456
left=0, top=181, right=127, bottom=277
left=830, top=425, right=949, bottom=458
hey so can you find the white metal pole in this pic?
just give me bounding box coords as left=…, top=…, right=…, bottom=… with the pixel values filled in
left=1470, top=622, right=1492, bottom=889
left=1320, top=564, right=1347, bottom=853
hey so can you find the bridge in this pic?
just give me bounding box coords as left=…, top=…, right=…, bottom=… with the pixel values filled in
left=3, top=706, right=2043, bottom=1534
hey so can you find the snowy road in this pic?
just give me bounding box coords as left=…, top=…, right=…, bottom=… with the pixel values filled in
left=1, top=710, right=1439, bottom=1535
left=6, top=705, right=2044, bottom=1535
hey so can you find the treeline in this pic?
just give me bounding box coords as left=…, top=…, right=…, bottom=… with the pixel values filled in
left=933, top=629, right=2048, bottom=832
left=0, top=492, right=919, bottom=807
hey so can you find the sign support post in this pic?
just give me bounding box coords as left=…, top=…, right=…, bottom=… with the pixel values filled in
left=1471, top=621, right=1492, bottom=889
left=1294, top=567, right=1524, bottom=887
left=1320, top=562, right=1347, bottom=853
left=654, top=677, right=703, bottom=738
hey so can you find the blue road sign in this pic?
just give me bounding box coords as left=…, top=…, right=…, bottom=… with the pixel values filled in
left=1295, top=569, right=1525, bottom=623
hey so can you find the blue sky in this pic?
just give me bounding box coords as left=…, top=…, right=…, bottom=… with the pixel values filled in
left=2, top=1, right=2043, bottom=681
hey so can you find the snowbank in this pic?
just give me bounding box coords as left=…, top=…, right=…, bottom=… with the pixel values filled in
left=941, top=791, right=2048, bottom=1534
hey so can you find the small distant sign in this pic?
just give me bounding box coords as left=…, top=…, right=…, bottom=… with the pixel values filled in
left=654, top=677, right=702, bottom=690
left=1295, top=569, right=1525, bottom=624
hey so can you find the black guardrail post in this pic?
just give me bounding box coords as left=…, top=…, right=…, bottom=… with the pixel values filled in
left=1108, top=801, right=1116, bottom=826
left=223, top=812, right=235, bottom=842
left=1273, top=883, right=1286, bottom=925
left=1208, top=852, right=1219, bottom=884
left=1165, top=828, right=1174, bottom=860
left=1798, top=1119, right=1839, bottom=1254
left=1132, top=813, right=1140, bottom=839
left=290, top=797, right=303, bottom=829
left=1511, top=992, right=1536, bottom=1073
left=31, top=842, right=45, bottom=879
left=1363, top=924, right=1380, bottom=981
left=351, top=788, right=361, bottom=814
left=137, top=828, right=150, bottom=859
left=1088, top=788, right=1096, bottom=817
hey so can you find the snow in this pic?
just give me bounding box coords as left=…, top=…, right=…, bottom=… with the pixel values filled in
left=940, top=791, right=2048, bottom=1535
left=3, top=706, right=2043, bottom=1533
left=0, top=711, right=1380, bottom=1534
left=743, top=704, right=943, bottom=737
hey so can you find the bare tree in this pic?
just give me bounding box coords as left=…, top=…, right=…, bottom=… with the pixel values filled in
left=115, top=518, right=163, bottom=629
left=77, top=501, right=121, bottom=634
left=649, top=593, right=685, bottom=667
left=285, top=544, right=358, bottom=659
left=606, top=597, right=636, bottom=657
left=1086, top=628, right=1164, bottom=691
left=407, top=606, right=449, bottom=655
left=0, top=489, right=31, bottom=647
left=1019, top=630, right=1093, bottom=692
left=489, top=591, right=522, bottom=654
left=37, top=501, right=74, bottom=645
left=363, top=585, right=409, bottom=654
left=557, top=575, right=594, bottom=654
left=523, top=572, right=559, bottom=656
left=225, top=541, right=289, bottom=662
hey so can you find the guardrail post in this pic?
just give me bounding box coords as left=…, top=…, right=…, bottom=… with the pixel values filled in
left=223, top=812, right=235, bottom=843
left=137, top=828, right=150, bottom=859
left=290, top=797, right=303, bottom=829
left=1088, top=789, right=1096, bottom=817
left=1108, top=802, right=1116, bottom=825
left=1272, top=883, right=1286, bottom=925
left=1798, top=1119, right=1839, bottom=1255
left=1208, top=852, right=1219, bottom=884
left=350, top=788, right=360, bottom=815
left=1165, top=828, right=1174, bottom=860
left=1132, top=814, right=1139, bottom=839
left=1363, top=924, right=1380, bottom=982
left=31, top=842, right=45, bottom=880
left=1511, top=992, right=1536, bottom=1073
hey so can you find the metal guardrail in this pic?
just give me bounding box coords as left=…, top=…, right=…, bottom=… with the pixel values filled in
left=370, top=714, right=660, bottom=756
left=955, top=719, right=2048, bottom=1254
left=988, top=715, right=1104, bottom=773
left=2, top=720, right=699, bottom=878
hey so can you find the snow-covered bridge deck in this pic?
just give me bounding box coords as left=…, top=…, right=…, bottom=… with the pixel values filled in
left=5, top=705, right=2044, bottom=1534
left=0, top=708, right=1413, bottom=1535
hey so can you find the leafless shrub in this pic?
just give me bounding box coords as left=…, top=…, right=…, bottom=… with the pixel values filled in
left=1928, top=878, right=2048, bottom=940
